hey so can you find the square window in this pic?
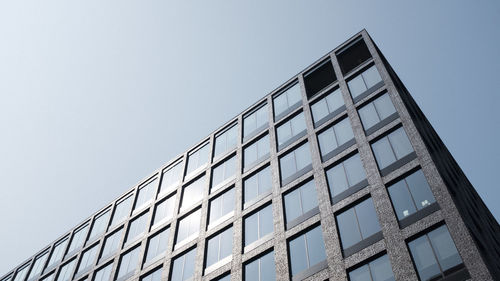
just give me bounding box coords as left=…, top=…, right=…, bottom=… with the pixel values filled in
left=144, top=228, right=169, bottom=265
left=111, top=195, right=133, bottom=227
left=358, top=93, right=397, bottom=133
left=279, top=142, right=312, bottom=185
left=125, top=212, right=149, bottom=245
left=348, top=254, right=395, bottom=281
left=171, top=248, right=196, bottom=281
left=288, top=225, right=327, bottom=277
left=205, top=227, right=233, bottom=269
left=326, top=153, right=367, bottom=201
left=243, top=104, right=268, bottom=140
left=176, top=209, right=201, bottom=246
left=371, top=127, right=414, bottom=173
left=135, top=178, right=158, bottom=211
left=160, top=161, right=183, bottom=195
left=273, top=82, right=302, bottom=119
left=336, top=37, right=372, bottom=75
left=152, top=195, right=176, bottom=227
left=304, top=59, right=337, bottom=98
left=211, top=156, right=237, bottom=192
left=209, top=188, right=235, bottom=226
left=244, top=166, right=272, bottom=206
left=244, top=204, right=273, bottom=247
left=276, top=112, right=307, bottom=150
left=243, top=134, right=270, bottom=170
left=347, top=65, right=382, bottom=101
left=283, top=179, right=318, bottom=227
left=186, top=143, right=210, bottom=177
left=244, top=251, right=275, bottom=281
left=317, top=117, right=355, bottom=160
left=116, top=246, right=141, bottom=280
left=214, top=124, right=238, bottom=159
left=180, top=175, right=206, bottom=211
left=310, top=88, right=345, bottom=126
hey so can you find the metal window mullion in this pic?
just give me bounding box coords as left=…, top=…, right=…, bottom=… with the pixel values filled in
left=303, top=234, right=311, bottom=269
left=332, top=125, right=341, bottom=149
left=341, top=162, right=351, bottom=188
left=257, top=211, right=261, bottom=239
left=367, top=263, right=376, bottom=281
left=217, top=234, right=222, bottom=262
left=372, top=100, right=383, bottom=123
left=353, top=207, right=364, bottom=240
left=404, top=179, right=419, bottom=212
left=298, top=188, right=304, bottom=216
left=385, top=135, right=399, bottom=161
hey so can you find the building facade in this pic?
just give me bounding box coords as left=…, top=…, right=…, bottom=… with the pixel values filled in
left=1, top=30, right=499, bottom=281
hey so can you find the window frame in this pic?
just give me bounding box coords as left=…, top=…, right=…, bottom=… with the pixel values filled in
left=159, top=160, right=183, bottom=196
left=243, top=204, right=274, bottom=251
left=185, top=142, right=210, bottom=179
left=204, top=226, right=234, bottom=273
left=325, top=152, right=368, bottom=204
left=243, top=133, right=270, bottom=172
left=272, top=81, right=302, bottom=122
left=316, top=115, right=356, bottom=161
left=279, top=141, right=313, bottom=186
left=243, top=165, right=273, bottom=209
left=287, top=224, right=328, bottom=280
left=243, top=103, right=269, bottom=142
left=275, top=111, right=308, bottom=151
left=283, top=178, right=320, bottom=229
left=370, top=126, right=416, bottom=176
left=213, top=122, right=238, bottom=160
left=310, top=87, right=346, bottom=127
left=357, top=91, right=398, bottom=136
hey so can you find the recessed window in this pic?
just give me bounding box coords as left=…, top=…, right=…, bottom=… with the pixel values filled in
left=243, top=134, right=270, bottom=170
left=116, top=246, right=140, bottom=280
left=244, top=204, right=273, bottom=246
left=388, top=169, right=436, bottom=221
left=279, top=142, right=312, bottom=185
left=304, top=59, right=337, bottom=99
left=273, top=83, right=302, bottom=119
left=336, top=37, right=372, bottom=75
left=213, top=273, right=230, bottom=281
left=284, top=179, right=318, bottom=227
left=211, top=156, right=237, bottom=191
left=176, top=209, right=201, bottom=245
left=180, top=175, right=206, bottom=211
left=214, top=124, right=238, bottom=159
left=310, top=88, right=345, bottom=126
left=348, top=254, right=395, bottom=281
left=244, top=251, right=275, bottom=281
left=125, top=212, right=149, bottom=244
left=144, top=228, right=169, bottom=265
left=186, top=143, right=210, bottom=177
left=100, top=228, right=123, bottom=261
left=326, top=153, right=367, bottom=201
left=336, top=198, right=381, bottom=252
left=244, top=166, right=272, bottom=206
left=111, top=195, right=133, bottom=227
left=2, top=274, right=12, bottom=281
left=209, top=187, right=235, bottom=226
left=152, top=195, right=176, bottom=227
left=13, top=264, right=29, bottom=281
left=77, top=243, right=99, bottom=275
left=135, top=178, right=158, bottom=211
left=27, top=251, right=49, bottom=280
left=40, top=273, right=53, bottom=281
left=171, top=248, right=197, bottom=281
left=288, top=225, right=327, bottom=277
left=206, top=227, right=233, bottom=268
left=141, top=268, right=161, bottom=281
left=67, top=223, right=90, bottom=255
left=408, top=225, right=464, bottom=281
left=358, top=93, right=397, bottom=133
left=371, top=127, right=414, bottom=174
left=243, top=104, right=268, bottom=140
left=93, top=263, right=113, bottom=281
left=89, top=210, right=111, bottom=242
left=347, top=65, right=383, bottom=101
left=317, top=117, right=355, bottom=160
left=160, top=161, right=183, bottom=195
left=56, top=259, right=76, bottom=281
left=276, top=112, right=307, bottom=150
left=47, top=237, right=69, bottom=268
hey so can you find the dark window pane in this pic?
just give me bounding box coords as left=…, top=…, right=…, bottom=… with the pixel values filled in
left=408, top=236, right=441, bottom=281
left=427, top=225, right=462, bottom=272
left=370, top=254, right=395, bottom=281
left=405, top=170, right=436, bottom=210
left=387, top=128, right=413, bottom=159
left=349, top=264, right=371, bottom=281
left=388, top=180, right=417, bottom=220
left=372, top=137, right=397, bottom=169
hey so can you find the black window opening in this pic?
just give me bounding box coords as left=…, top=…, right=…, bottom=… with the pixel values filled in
left=303, top=59, right=337, bottom=99
left=336, top=37, right=372, bottom=75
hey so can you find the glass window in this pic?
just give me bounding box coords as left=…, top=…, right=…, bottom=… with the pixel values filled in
left=126, top=212, right=149, bottom=244
left=89, top=210, right=111, bottom=242
left=336, top=198, right=381, bottom=250
left=209, top=188, right=235, bottom=225
left=211, top=156, right=237, bottom=191
left=1, top=274, right=12, bottom=281
left=244, top=251, right=275, bottom=281
left=347, top=65, right=383, bottom=99
left=279, top=142, right=311, bottom=183
left=284, top=179, right=318, bottom=225
left=408, top=225, right=463, bottom=281
left=358, top=93, right=397, bottom=131
left=288, top=225, right=326, bottom=276
left=273, top=83, right=302, bottom=118
left=13, top=264, right=29, bottom=281
left=244, top=204, right=273, bottom=246
left=152, top=195, right=176, bottom=227
left=135, top=178, right=158, bottom=210
left=311, top=88, right=344, bottom=125
left=349, top=254, right=395, bottom=281
left=56, top=260, right=76, bottom=281
left=371, top=127, right=414, bottom=170
left=213, top=274, right=230, bottom=281
left=171, top=248, right=196, bottom=281
left=206, top=227, right=233, bottom=268
left=111, top=195, right=133, bottom=227
left=176, top=209, right=201, bottom=245
left=93, top=263, right=112, bottom=281
left=388, top=170, right=436, bottom=220
left=244, top=166, right=272, bottom=205
left=181, top=176, right=205, bottom=211
left=77, top=244, right=99, bottom=274
left=276, top=113, right=307, bottom=148
left=244, top=134, right=270, bottom=169
left=317, top=118, right=354, bottom=159
left=214, top=124, right=238, bottom=158
left=186, top=143, right=210, bottom=176
left=160, top=161, right=183, bottom=195
left=244, top=104, right=268, bottom=139
left=40, top=273, right=53, bottom=281
left=141, top=268, right=161, bottom=281
left=100, top=229, right=123, bottom=261
left=28, top=251, right=49, bottom=279
left=326, top=153, right=366, bottom=198
left=144, top=228, right=169, bottom=264
left=47, top=238, right=69, bottom=268
left=117, top=246, right=140, bottom=279
left=67, top=223, right=90, bottom=254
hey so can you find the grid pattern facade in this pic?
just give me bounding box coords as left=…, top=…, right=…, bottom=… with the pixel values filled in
left=1, top=30, right=497, bottom=281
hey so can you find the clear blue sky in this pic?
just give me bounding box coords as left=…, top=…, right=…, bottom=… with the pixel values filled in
left=0, top=0, right=499, bottom=274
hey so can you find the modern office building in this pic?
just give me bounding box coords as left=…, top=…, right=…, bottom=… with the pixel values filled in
left=1, top=30, right=499, bottom=281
